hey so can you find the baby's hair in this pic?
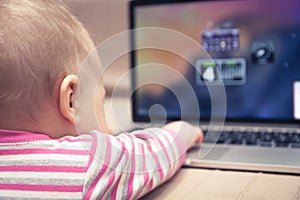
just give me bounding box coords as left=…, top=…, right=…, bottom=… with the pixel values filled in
left=0, top=0, right=94, bottom=122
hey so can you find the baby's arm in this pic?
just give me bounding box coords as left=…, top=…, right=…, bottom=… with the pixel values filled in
left=83, top=122, right=202, bottom=199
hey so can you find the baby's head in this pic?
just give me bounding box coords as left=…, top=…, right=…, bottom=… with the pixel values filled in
left=0, top=0, right=109, bottom=138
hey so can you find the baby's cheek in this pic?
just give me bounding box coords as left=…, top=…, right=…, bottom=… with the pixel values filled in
left=94, top=97, right=110, bottom=134
left=94, top=82, right=110, bottom=133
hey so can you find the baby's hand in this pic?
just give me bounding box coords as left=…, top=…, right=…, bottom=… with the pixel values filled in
left=163, top=121, right=203, bottom=149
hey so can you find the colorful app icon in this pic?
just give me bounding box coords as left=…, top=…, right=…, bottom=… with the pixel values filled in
left=202, top=28, right=240, bottom=53
left=196, top=58, right=246, bottom=85
left=251, top=40, right=275, bottom=64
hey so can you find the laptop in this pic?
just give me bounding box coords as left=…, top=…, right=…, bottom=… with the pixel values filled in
left=128, top=0, right=300, bottom=174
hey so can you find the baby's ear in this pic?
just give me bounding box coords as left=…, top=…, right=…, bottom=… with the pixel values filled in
left=59, top=74, right=79, bottom=125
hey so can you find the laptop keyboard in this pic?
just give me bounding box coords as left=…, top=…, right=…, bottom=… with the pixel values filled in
left=203, top=128, right=300, bottom=148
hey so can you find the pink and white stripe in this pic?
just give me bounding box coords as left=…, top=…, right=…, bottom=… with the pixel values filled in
left=0, top=127, right=187, bottom=199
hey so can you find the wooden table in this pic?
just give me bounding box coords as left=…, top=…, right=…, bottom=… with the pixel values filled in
left=104, top=97, right=300, bottom=200
left=141, top=168, right=300, bottom=200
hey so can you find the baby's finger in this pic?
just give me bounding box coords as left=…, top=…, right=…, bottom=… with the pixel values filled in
left=195, top=128, right=203, bottom=145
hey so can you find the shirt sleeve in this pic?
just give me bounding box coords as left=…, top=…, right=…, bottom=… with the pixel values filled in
left=82, top=127, right=187, bottom=200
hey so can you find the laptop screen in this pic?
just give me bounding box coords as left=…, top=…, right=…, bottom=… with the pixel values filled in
left=129, top=0, right=300, bottom=123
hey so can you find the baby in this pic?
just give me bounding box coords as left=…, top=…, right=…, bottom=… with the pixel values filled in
left=0, top=0, right=203, bottom=199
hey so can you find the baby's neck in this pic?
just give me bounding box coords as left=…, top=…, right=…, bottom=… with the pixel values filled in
left=0, top=112, right=77, bottom=139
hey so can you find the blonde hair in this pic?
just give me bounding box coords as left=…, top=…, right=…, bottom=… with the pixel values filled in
left=0, top=0, right=94, bottom=121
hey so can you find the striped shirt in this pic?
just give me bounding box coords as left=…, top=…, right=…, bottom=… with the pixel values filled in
left=0, top=128, right=187, bottom=199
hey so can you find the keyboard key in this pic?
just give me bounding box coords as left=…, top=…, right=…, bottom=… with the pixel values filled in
left=217, top=131, right=230, bottom=144
left=261, top=132, right=273, bottom=142
left=245, top=132, right=258, bottom=145
left=289, top=133, right=300, bottom=143
left=291, top=143, right=300, bottom=148
left=275, top=143, right=289, bottom=148
left=216, top=137, right=225, bottom=144
left=230, top=132, right=244, bottom=144
left=274, top=133, right=289, bottom=144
